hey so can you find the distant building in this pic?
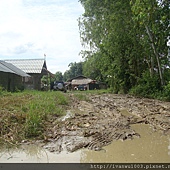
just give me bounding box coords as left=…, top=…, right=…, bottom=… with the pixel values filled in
left=4, top=59, right=49, bottom=90
left=0, top=60, right=30, bottom=92
left=67, top=75, right=99, bottom=90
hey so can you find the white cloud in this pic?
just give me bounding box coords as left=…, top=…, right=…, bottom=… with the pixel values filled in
left=0, top=0, right=84, bottom=73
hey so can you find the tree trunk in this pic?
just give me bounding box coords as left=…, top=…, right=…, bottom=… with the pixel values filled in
left=145, top=25, right=164, bottom=86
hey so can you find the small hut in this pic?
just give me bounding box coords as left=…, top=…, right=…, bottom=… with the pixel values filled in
left=67, top=75, right=99, bottom=90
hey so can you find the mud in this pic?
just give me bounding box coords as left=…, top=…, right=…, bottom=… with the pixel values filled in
left=81, top=124, right=170, bottom=163
left=42, top=93, right=170, bottom=153
left=1, top=124, right=169, bottom=163
left=0, top=144, right=81, bottom=163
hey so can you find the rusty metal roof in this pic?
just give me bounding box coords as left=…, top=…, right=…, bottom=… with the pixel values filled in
left=4, top=59, right=47, bottom=74
left=0, top=60, right=30, bottom=77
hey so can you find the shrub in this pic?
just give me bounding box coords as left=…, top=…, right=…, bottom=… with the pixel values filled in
left=0, top=86, right=3, bottom=95
left=161, top=82, right=170, bottom=101
left=129, top=71, right=161, bottom=98
left=0, top=86, right=8, bottom=96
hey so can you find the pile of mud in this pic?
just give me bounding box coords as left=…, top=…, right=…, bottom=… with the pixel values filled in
left=43, top=94, right=170, bottom=153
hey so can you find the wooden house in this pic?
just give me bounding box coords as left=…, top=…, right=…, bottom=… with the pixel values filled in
left=5, top=59, right=49, bottom=90
left=0, top=60, right=30, bottom=92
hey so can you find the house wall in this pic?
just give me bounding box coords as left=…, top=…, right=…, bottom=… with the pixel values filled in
left=24, top=73, right=43, bottom=90
left=0, top=72, right=24, bottom=91
left=89, top=83, right=99, bottom=90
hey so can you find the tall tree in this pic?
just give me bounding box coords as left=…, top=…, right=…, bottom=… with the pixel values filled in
left=82, top=51, right=104, bottom=81
left=130, top=0, right=169, bottom=86
left=79, top=0, right=169, bottom=93
left=63, top=62, right=83, bottom=81
left=55, top=71, right=63, bottom=81
left=79, top=0, right=145, bottom=93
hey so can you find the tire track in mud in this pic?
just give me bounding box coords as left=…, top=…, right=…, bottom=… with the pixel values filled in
left=43, top=93, right=170, bottom=153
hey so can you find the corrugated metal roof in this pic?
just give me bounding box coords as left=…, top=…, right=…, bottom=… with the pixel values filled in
left=0, top=61, right=30, bottom=77
left=4, top=59, right=46, bottom=74
left=0, top=62, right=15, bottom=74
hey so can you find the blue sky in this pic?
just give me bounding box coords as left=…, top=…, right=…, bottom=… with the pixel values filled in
left=0, top=0, right=84, bottom=73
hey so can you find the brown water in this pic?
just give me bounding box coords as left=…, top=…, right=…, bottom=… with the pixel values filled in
left=0, top=124, right=169, bottom=163
left=81, top=124, right=170, bottom=163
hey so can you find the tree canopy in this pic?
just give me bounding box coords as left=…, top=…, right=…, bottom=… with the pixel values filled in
left=63, top=62, right=83, bottom=81
left=77, top=0, right=170, bottom=98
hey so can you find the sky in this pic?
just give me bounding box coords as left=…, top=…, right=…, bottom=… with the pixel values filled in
left=0, top=0, right=84, bottom=74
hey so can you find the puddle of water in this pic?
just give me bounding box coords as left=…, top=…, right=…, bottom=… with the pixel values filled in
left=0, top=124, right=169, bottom=163
left=120, top=109, right=138, bottom=117
left=80, top=124, right=170, bottom=163
left=0, top=144, right=81, bottom=163
left=60, top=110, right=73, bottom=121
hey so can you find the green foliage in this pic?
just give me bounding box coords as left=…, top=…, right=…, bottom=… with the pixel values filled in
left=25, top=102, right=43, bottom=137
left=0, top=86, right=8, bottom=96
left=41, top=75, right=55, bottom=91
left=14, top=85, right=24, bottom=92
left=78, top=0, right=170, bottom=97
left=0, top=86, right=3, bottom=95
left=82, top=52, right=104, bottom=81
left=129, top=71, right=161, bottom=98
left=55, top=71, right=63, bottom=81
left=55, top=92, right=69, bottom=105
left=79, top=0, right=145, bottom=93
left=161, top=82, right=170, bottom=101
left=74, top=92, right=89, bottom=101
left=73, top=89, right=110, bottom=101
left=130, top=0, right=169, bottom=86
left=24, top=91, right=68, bottom=138
left=63, top=62, right=83, bottom=81
left=0, top=90, right=69, bottom=143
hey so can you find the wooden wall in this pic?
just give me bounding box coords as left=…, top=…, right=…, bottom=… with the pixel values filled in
left=0, top=72, right=24, bottom=91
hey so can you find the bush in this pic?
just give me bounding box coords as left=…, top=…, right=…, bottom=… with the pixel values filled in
left=0, top=86, right=8, bottom=96
left=0, top=86, right=3, bottom=95
left=129, top=71, right=161, bottom=98
left=161, top=82, right=170, bottom=101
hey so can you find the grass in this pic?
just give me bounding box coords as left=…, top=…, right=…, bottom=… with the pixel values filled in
left=0, top=88, right=109, bottom=146
left=72, top=89, right=109, bottom=101
left=80, top=89, right=109, bottom=95
left=0, top=90, right=69, bottom=145
left=73, top=92, right=90, bottom=101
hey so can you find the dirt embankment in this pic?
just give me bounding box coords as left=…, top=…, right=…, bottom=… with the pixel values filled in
left=43, top=93, right=170, bottom=153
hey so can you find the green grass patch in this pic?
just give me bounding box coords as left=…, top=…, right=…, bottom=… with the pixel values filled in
left=71, top=89, right=109, bottom=101
left=0, top=90, right=69, bottom=145
left=74, top=92, right=90, bottom=101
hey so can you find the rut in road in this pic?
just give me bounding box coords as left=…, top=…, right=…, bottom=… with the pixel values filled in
left=43, top=93, right=170, bottom=153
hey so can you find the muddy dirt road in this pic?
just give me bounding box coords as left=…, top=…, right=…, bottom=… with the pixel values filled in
left=43, top=93, right=170, bottom=153
left=1, top=93, right=170, bottom=163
